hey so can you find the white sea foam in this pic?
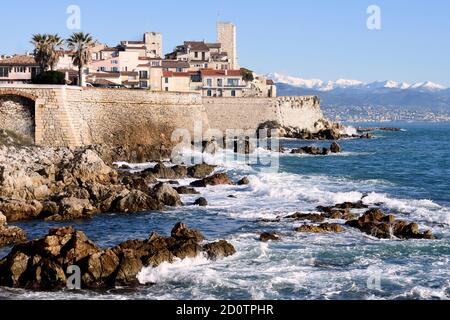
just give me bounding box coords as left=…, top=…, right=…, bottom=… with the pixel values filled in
left=137, top=254, right=212, bottom=285
left=341, top=126, right=358, bottom=136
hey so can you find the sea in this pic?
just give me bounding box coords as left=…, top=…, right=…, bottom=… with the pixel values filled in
left=1, top=122, right=449, bottom=300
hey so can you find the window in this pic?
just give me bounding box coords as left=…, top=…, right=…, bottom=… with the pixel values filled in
left=165, top=87, right=169, bottom=91
left=194, top=52, right=199, bottom=59
left=14, top=66, right=26, bottom=73
left=207, top=90, right=212, bottom=97
left=111, top=60, right=119, bottom=65
left=176, top=68, right=183, bottom=72
left=0, top=67, right=9, bottom=77
left=139, top=71, right=148, bottom=79
left=206, top=79, right=212, bottom=87
left=111, top=67, right=119, bottom=72
left=99, top=67, right=106, bottom=72
left=152, top=61, right=160, bottom=66
left=165, top=77, right=169, bottom=84
left=217, top=79, right=223, bottom=87
left=231, top=90, right=236, bottom=97
left=227, top=78, right=239, bottom=87
left=140, top=81, right=148, bottom=88
left=202, top=52, right=206, bottom=60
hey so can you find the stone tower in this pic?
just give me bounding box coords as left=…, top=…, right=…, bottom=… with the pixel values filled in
left=144, top=32, right=163, bottom=58
left=217, top=22, right=238, bottom=70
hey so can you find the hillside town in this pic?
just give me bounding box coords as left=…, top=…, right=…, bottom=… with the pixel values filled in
left=0, top=22, right=277, bottom=98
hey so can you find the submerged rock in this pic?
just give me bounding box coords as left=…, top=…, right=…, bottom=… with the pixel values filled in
left=0, top=223, right=235, bottom=290
left=330, top=142, right=342, bottom=153
left=260, top=232, right=281, bottom=242
left=174, top=186, right=200, bottom=195
left=194, top=197, right=208, bottom=207
left=237, top=177, right=250, bottom=186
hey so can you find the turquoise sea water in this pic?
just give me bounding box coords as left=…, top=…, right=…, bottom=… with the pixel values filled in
left=1, top=122, right=449, bottom=300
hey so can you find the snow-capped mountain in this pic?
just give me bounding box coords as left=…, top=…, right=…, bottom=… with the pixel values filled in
left=271, top=73, right=450, bottom=112
left=268, top=73, right=448, bottom=92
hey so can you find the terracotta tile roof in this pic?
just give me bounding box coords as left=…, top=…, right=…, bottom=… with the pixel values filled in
left=200, top=69, right=242, bottom=77
left=101, top=47, right=122, bottom=52
left=89, top=78, right=118, bottom=86
left=124, top=41, right=144, bottom=45
left=0, top=55, right=39, bottom=66
left=162, top=60, right=190, bottom=69
left=163, top=71, right=192, bottom=78
left=184, top=41, right=209, bottom=52
left=206, top=43, right=221, bottom=49
left=120, top=71, right=139, bottom=76
left=87, top=72, right=121, bottom=78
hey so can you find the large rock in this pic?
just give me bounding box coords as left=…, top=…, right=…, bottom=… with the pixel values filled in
left=0, top=225, right=27, bottom=247
left=46, top=197, right=98, bottom=221
left=330, top=142, right=343, bottom=153
left=0, top=223, right=235, bottom=290
left=187, top=164, right=216, bottom=179
left=69, top=150, right=115, bottom=185
left=112, top=190, right=162, bottom=213
left=286, top=213, right=325, bottom=223
left=190, top=173, right=234, bottom=188
left=0, top=199, right=43, bottom=222
left=149, top=163, right=187, bottom=180
left=346, top=209, right=435, bottom=240
left=203, top=240, right=236, bottom=260
left=0, top=212, right=6, bottom=226
left=174, top=186, right=200, bottom=195
left=295, top=223, right=344, bottom=233
left=153, top=183, right=183, bottom=207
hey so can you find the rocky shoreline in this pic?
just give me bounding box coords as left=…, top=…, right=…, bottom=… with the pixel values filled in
left=0, top=124, right=435, bottom=293
left=0, top=223, right=235, bottom=290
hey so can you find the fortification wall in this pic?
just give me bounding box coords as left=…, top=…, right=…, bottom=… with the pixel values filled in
left=64, top=89, right=208, bottom=147
left=0, top=85, right=325, bottom=149
left=203, top=96, right=323, bottom=132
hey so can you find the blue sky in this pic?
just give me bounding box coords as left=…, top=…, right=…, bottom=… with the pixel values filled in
left=1, top=0, right=449, bottom=85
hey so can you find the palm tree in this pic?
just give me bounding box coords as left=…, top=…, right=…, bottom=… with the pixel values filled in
left=31, top=33, right=64, bottom=72
left=31, top=34, right=50, bottom=72
left=66, top=32, right=93, bottom=87
left=47, top=34, right=64, bottom=71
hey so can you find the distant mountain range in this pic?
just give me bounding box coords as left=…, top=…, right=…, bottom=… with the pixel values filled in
left=270, top=73, right=450, bottom=113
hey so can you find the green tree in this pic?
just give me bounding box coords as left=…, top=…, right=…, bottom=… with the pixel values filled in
left=31, top=34, right=50, bottom=72
left=66, top=32, right=93, bottom=87
left=47, top=34, right=64, bottom=71
left=31, top=34, right=64, bottom=72
left=241, top=69, right=254, bottom=82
